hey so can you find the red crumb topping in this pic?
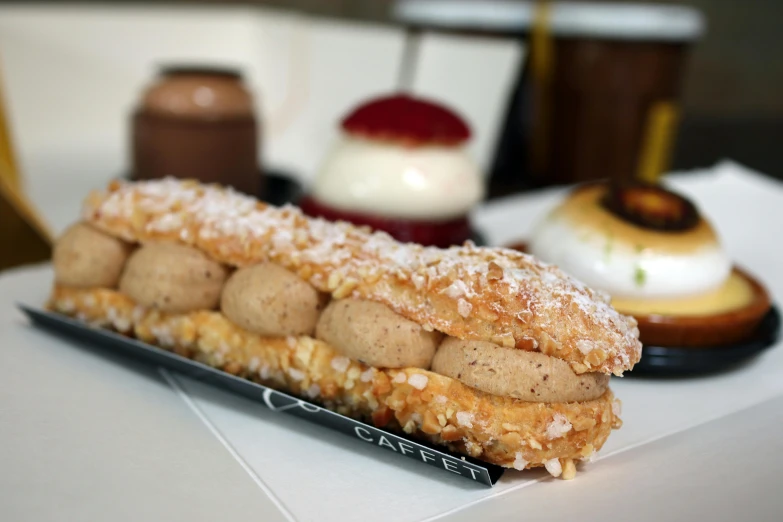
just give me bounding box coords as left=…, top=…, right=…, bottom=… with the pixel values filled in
left=341, top=94, right=471, bottom=146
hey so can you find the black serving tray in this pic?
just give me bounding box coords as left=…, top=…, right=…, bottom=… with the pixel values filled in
left=262, top=170, right=306, bottom=206
left=631, top=305, right=781, bottom=376
left=19, top=305, right=505, bottom=487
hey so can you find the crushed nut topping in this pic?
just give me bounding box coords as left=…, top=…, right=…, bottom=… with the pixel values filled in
left=82, top=178, right=642, bottom=376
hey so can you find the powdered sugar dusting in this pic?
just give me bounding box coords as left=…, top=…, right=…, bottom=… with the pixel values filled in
left=457, top=298, right=473, bottom=318
left=306, top=384, right=321, bottom=399
left=83, top=178, right=642, bottom=375
left=545, top=458, right=563, bottom=477
left=576, top=340, right=595, bottom=354
left=360, top=368, right=374, bottom=382
left=330, top=356, right=351, bottom=373
left=287, top=368, right=305, bottom=381
left=444, top=279, right=471, bottom=299
left=581, top=448, right=598, bottom=464
left=612, top=398, right=623, bottom=418
left=407, top=373, right=429, bottom=390
left=456, top=411, right=474, bottom=428
left=513, top=452, right=528, bottom=471
left=546, top=413, right=573, bottom=439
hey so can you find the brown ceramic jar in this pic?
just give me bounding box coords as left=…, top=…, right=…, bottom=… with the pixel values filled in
left=131, top=66, right=261, bottom=196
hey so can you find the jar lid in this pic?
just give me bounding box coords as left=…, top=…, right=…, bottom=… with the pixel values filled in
left=159, top=65, right=242, bottom=79
left=393, top=0, right=706, bottom=41
left=139, top=63, right=254, bottom=118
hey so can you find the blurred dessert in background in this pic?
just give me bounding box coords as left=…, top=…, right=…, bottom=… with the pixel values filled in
left=524, top=181, right=771, bottom=347
left=300, top=94, right=484, bottom=247
left=130, top=65, right=262, bottom=196
left=393, top=0, right=705, bottom=196
left=0, top=69, right=52, bottom=271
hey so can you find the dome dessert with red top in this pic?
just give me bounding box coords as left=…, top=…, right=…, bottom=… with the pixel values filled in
left=300, top=94, right=485, bottom=247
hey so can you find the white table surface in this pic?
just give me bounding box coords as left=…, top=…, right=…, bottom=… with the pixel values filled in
left=1, top=160, right=782, bottom=521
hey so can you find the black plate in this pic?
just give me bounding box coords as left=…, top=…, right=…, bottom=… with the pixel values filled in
left=262, top=170, right=306, bottom=206
left=630, top=305, right=781, bottom=376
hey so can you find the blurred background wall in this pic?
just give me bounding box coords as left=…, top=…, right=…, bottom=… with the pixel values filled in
left=2, top=0, right=781, bottom=183
left=158, top=0, right=782, bottom=176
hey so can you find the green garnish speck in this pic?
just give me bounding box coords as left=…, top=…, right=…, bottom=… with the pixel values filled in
left=634, top=266, right=647, bottom=287
left=603, top=232, right=614, bottom=262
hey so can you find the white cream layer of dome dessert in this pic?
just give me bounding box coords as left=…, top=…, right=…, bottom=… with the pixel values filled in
left=529, top=218, right=731, bottom=299
left=311, top=135, right=484, bottom=220
left=528, top=185, right=732, bottom=300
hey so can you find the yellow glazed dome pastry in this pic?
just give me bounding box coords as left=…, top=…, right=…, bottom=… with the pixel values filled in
left=527, top=182, right=771, bottom=347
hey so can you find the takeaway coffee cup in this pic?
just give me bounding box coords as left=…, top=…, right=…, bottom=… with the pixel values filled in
left=394, top=1, right=705, bottom=192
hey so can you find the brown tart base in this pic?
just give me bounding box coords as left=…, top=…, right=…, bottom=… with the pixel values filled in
left=629, top=267, right=771, bottom=348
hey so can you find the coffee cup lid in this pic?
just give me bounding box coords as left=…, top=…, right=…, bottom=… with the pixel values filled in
left=159, top=65, right=242, bottom=79
left=394, top=0, right=705, bottom=41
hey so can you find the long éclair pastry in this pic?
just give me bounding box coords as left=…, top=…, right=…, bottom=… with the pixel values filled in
left=47, top=178, right=641, bottom=480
